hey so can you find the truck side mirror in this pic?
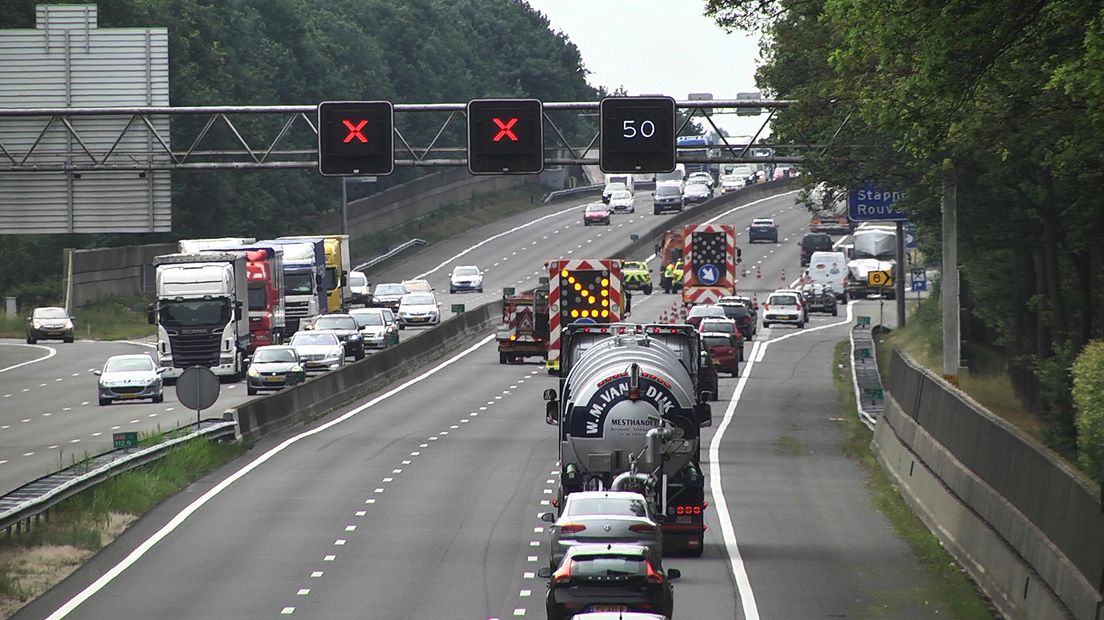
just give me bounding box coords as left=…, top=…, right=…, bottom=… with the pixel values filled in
left=542, top=388, right=556, bottom=401
left=146, top=304, right=156, bottom=325
left=234, top=302, right=243, bottom=321
left=696, top=402, right=712, bottom=428
left=545, top=401, right=559, bottom=425
left=537, top=567, right=553, bottom=579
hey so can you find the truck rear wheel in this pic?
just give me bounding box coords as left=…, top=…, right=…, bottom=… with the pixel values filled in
left=499, top=352, right=508, bottom=364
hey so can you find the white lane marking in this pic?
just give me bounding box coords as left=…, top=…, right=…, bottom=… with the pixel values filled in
left=297, top=589, right=310, bottom=595
left=334, top=540, right=346, bottom=546
left=708, top=339, right=763, bottom=620
left=0, top=343, right=57, bottom=374
left=44, top=334, right=497, bottom=619
left=281, top=607, right=294, bottom=615
left=324, top=555, right=336, bottom=561
left=758, top=302, right=855, bottom=358
left=311, top=571, right=323, bottom=578
left=55, top=377, right=63, bottom=382
left=117, top=340, right=157, bottom=349
left=414, top=205, right=586, bottom=279
left=520, top=590, right=531, bottom=597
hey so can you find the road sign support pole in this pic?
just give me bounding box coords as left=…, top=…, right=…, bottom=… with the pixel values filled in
left=941, top=159, right=959, bottom=377
left=896, top=220, right=906, bottom=328
left=341, top=177, right=348, bottom=236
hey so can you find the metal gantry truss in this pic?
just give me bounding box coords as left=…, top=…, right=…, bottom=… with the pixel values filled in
left=0, top=99, right=820, bottom=172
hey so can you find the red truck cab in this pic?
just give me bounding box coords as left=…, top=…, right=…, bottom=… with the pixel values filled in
left=242, top=248, right=285, bottom=352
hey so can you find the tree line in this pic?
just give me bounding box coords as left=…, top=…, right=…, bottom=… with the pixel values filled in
left=705, top=0, right=1104, bottom=463
left=0, top=0, right=598, bottom=302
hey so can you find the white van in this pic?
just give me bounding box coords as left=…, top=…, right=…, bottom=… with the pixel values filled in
left=806, top=251, right=848, bottom=300
left=604, top=173, right=634, bottom=195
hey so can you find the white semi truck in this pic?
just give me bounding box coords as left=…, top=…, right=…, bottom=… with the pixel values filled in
left=846, top=227, right=897, bottom=300
left=149, top=253, right=251, bottom=380
left=543, top=323, right=713, bottom=556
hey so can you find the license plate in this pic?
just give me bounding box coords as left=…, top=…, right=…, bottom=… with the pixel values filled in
left=118, top=393, right=138, bottom=399
left=265, top=376, right=284, bottom=383
left=590, top=605, right=627, bottom=613
left=676, top=515, right=692, bottom=523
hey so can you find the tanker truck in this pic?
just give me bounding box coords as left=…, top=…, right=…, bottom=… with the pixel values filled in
left=543, top=322, right=713, bottom=556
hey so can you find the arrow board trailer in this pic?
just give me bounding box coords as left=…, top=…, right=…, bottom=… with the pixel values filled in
left=682, top=224, right=738, bottom=306
left=546, top=258, right=624, bottom=375
left=546, top=322, right=713, bottom=556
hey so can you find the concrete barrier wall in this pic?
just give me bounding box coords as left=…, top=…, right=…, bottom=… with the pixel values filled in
left=231, top=299, right=502, bottom=444
left=876, top=347, right=1103, bottom=619
left=317, top=168, right=531, bottom=239
left=69, top=242, right=177, bottom=307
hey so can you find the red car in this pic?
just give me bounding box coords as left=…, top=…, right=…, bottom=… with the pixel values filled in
left=583, top=202, right=611, bottom=226
left=701, top=332, right=741, bottom=377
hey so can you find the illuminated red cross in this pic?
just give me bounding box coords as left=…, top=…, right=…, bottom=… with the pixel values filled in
left=342, top=119, right=368, bottom=143
left=492, top=117, right=519, bottom=142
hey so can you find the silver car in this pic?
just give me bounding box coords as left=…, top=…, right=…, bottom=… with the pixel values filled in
left=288, top=330, right=346, bottom=372
left=541, top=491, right=663, bottom=569
left=95, top=354, right=164, bottom=406
left=348, top=307, right=399, bottom=349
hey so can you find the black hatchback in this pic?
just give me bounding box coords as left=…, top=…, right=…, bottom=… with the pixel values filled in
left=539, top=544, right=680, bottom=620
left=799, top=233, right=834, bottom=266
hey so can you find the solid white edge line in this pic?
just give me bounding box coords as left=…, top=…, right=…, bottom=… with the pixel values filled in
left=414, top=204, right=587, bottom=279
left=709, top=339, right=762, bottom=620
left=757, top=301, right=854, bottom=358
left=45, top=333, right=497, bottom=620
left=0, top=343, right=57, bottom=374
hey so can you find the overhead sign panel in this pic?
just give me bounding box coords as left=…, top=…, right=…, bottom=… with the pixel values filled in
left=467, top=98, right=544, bottom=174
left=317, top=101, right=395, bottom=176
left=599, top=96, right=676, bottom=173
left=848, top=182, right=908, bottom=222
left=736, top=91, right=762, bottom=117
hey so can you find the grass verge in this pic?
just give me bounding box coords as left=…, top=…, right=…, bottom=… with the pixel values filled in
left=833, top=340, right=997, bottom=619
left=876, top=296, right=1044, bottom=443
left=0, top=436, right=243, bottom=618
left=351, top=181, right=549, bottom=265
left=0, top=296, right=153, bottom=342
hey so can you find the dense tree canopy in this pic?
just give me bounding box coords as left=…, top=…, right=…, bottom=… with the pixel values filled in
left=706, top=0, right=1104, bottom=453
left=0, top=0, right=597, bottom=296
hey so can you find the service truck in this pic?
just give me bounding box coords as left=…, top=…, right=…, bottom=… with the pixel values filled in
left=278, top=235, right=351, bottom=312
left=149, top=253, right=250, bottom=380
left=655, top=228, right=689, bottom=294
left=189, top=244, right=287, bottom=352
left=680, top=223, right=740, bottom=306
left=178, top=238, right=256, bottom=254
left=846, top=227, right=897, bottom=300
left=496, top=285, right=550, bottom=364
left=543, top=322, right=713, bottom=556
left=545, top=258, right=625, bottom=375
left=259, top=239, right=326, bottom=333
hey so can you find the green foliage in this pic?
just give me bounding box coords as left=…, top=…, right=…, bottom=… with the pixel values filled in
left=711, top=0, right=1104, bottom=451
left=1072, top=340, right=1104, bottom=482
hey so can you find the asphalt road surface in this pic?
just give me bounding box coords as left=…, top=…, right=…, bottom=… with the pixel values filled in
left=17, top=188, right=934, bottom=620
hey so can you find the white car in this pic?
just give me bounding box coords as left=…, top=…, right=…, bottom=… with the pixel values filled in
left=348, top=307, right=399, bottom=349
left=288, top=330, right=346, bottom=372
left=397, top=292, right=440, bottom=326
left=95, top=354, right=164, bottom=406
left=687, top=172, right=714, bottom=189
left=608, top=190, right=634, bottom=213
left=449, top=265, right=484, bottom=294
left=348, top=270, right=371, bottom=307
left=683, top=182, right=712, bottom=204
left=719, top=177, right=744, bottom=194
left=762, top=290, right=806, bottom=329
left=602, top=181, right=628, bottom=203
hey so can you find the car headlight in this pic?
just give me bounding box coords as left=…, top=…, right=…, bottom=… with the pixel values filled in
left=324, top=350, right=342, bottom=360
left=247, top=367, right=259, bottom=377
left=32, top=321, right=44, bottom=329
left=291, top=365, right=303, bottom=373
left=348, top=333, right=361, bottom=341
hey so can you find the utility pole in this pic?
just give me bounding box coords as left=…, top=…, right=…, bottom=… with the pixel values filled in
left=341, top=177, right=348, bottom=236
left=941, top=159, right=959, bottom=377
left=895, top=220, right=906, bottom=328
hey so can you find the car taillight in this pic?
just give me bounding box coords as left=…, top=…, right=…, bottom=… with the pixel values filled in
left=553, top=563, right=572, bottom=584
left=628, top=523, right=655, bottom=533
left=645, top=560, right=664, bottom=584
left=795, top=303, right=802, bottom=310
left=763, top=303, right=770, bottom=311
left=558, top=523, right=586, bottom=533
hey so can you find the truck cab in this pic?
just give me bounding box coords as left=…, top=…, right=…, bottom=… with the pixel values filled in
left=278, top=235, right=351, bottom=312
left=259, top=239, right=326, bottom=333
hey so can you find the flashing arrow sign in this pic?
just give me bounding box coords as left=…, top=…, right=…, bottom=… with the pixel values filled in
left=697, top=263, right=720, bottom=285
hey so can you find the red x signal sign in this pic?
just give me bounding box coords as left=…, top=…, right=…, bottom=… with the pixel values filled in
left=342, top=119, right=368, bottom=143
left=493, top=117, right=519, bottom=142
left=317, top=100, right=394, bottom=176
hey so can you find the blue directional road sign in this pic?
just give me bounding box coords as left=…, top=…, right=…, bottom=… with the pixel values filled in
left=848, top=182, right=908, bottom=222
left=697, top=263, right=720, bottom=285
left=904, top=221, right=919, bottom=249
left=910, top=268, right=927, bottom=292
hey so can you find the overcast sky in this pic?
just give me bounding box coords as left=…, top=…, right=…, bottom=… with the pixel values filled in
left=522, top=0, right=771, bottom=138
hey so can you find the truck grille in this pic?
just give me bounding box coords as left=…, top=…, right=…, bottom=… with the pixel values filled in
left=286, top=301, right=310, bottom=317
left=168, top=331, right=221, bottom=368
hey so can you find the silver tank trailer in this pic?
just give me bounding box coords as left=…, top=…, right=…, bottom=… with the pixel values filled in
left=560, top=332, right=699, bottom=484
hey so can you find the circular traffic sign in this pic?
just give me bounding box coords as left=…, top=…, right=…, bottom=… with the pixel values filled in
left=177, top=366, right=220, bottom=411
left=697, top=263, right=720, bottom=285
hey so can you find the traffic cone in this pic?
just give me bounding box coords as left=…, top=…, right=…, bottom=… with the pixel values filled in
left=780, top=267, right=786, bottom=283
left=756, top=267, right=762, bottom=279
left=659, top=309, right=668, bottom=323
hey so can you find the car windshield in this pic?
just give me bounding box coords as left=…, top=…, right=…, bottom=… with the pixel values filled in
left=700, top=321, right=735, bottom=334
left=158, top=299, right=229, bottom=327
left=731, top=167, right=753, bottom=176
left=656, top=186, right=680, bottom=196
left=350, top=311, right=384, bottom=327
left=33, top=307, right=67, bottom=319
left=285, top=273, right=315, bottom=295
left=313, top=316, right=357, bottom=330
left=703, top=335, right=732, bottom=349
left=586, top=204, right=607, bottom=213
left=453, top=266, right=480, bottom=276
left=253, top=348, right=299, bottom=363
left=605, top=183, right=626, bottom=192
left=687, top=183, right=708, bottom=191
left=403, top=281, right=432, bottom=292
left=611, top=191, right=631, bottom=200
left=105, top=357, right=154, bottom=372
left=290, top=332, right=338, bottom=346
left=771, top=294, right=799, bottom=306
left=403, top=294, right=435, bottom=305
left=374, top=283, right=406, bottom=296
left=566, top=497, right=648, bottom=517
left=569, top=556, right=646, bottom=577
left=349, top=273, right=368, bottom=287
left=688, top=306, right=725, bottom=318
